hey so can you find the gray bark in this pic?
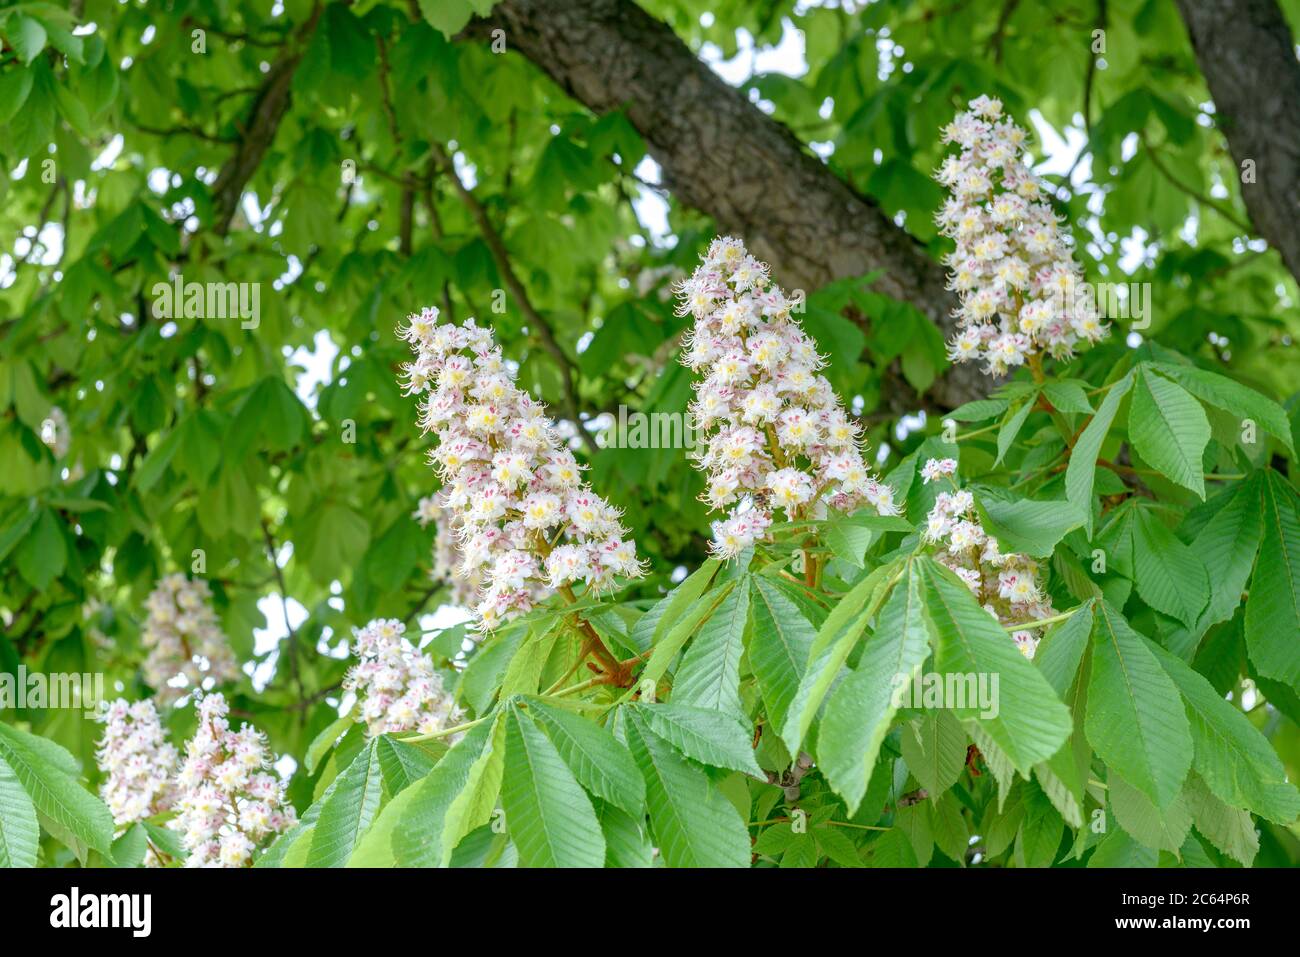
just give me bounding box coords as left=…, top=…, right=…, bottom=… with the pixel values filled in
left=1176, top=0, right=1300, bottom=286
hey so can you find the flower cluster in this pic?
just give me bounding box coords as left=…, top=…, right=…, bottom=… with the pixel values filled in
left=343, top=618, right=463, bottom=737
left=675, top=236, right=898, bottom=558
left=140, top=575, right=241, bottom=704
left=172, top=694, right=296, bottom=867
left=398, top=311, right=645, bottom=629
left=934, top=95, right=1108, bottom=375
left=413, top=495, right=481, bottom=609
left=94, top=698, right=178, bottom=828
left=920, top=458, right=1054, bottom=657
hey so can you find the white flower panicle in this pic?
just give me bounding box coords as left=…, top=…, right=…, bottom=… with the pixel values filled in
left=934, top=96, right=1108, bottom=376
left=413, top=495, right=481, bottom=609
left=920, top=458, right=1054, bottom=657
left=140, top=574, right=240, bottom=704
left=94, top=698, right=178, bottom=827
left=343, top=618, right=463, bottom=737
left=675, top=236, right=898, bottom=559
left=173, top=694, right=296, bottom=867
left=398, top=310, right=645, bottom=630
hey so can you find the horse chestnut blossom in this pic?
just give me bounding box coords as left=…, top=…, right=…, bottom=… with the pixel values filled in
left=343, top=618, right=463, bottom=737
left=398, top=310, right=645, bottom=629
left=675, top=236, right=898, bottom=558
left=140, top=574, right=241, bottom=704
left=920, top=458, right=1054, bottom=657
left=94, top=698, right=178, bottom=827
left=413, top=495, right=481, bottom=609
left=934, top=96, right=1108, bottom=376
left=172, top=694, right=296, bottom=867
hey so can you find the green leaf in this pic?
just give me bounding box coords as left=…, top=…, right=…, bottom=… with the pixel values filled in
left=1067, top=371, right=1133, bottom=535
left=1014, top=782, right=1064, bottom=868
left=595, top=798, right=654, bottom=868
left=1243, top=471, right=1300, bottom=690
left=1193, top=475, right=1263, bottom=631
left=1086, top=602, right=1193, bottom=808
left=306, top=739, right=385, bottom=867
left=1129, top=368, right=1210, bottom=498
left=0, top=66, right=34, bottom=124
left=16, top=507, right=65, bottom=589
left=624, top=708, right=750, bottom=868
left=671, top=578, right=749, bottom=717
left=781, top=560, right=900, bottom=755
left=1131, top=506, right=1208, bottom=628
left=976, top=493, right=1084, bottom=558
left=1107, top=768, right=1191, bottom=853
left=10, top=15, right=48, bottom=65
left=524, top=699, right=644, bottom=816
left=1033, top=602, right=1093, bottom=698
left=636, top=702, right=763, bottom=778
left=635, top=579, right=736, bottom=693
left=106, top=822, right=148, bottom=869
left=0, top=756, right=39, bottom=868
left=1042, top=379, right=1094, bottom=415
left=919, top=557, right=1072, bottom=773
left=304, top=707, right=356, bottom=776
left=0, top=723, right=115, bottom=860
left=629, top=558, right=718, bottom=653
left=501, top=708, right=605, bottom=867
left=1147, top=637, right=1300, bottom=824
left=1183, top=772, right=1258, bottom=867
left=818, top=564, right=929, bottom=812
left=438, top=715, right=508, bottom=866
left=748, top=576, right=816, bottom=746
left=900, top=710, right=967, bottom=797
left=393, top=718, right=495, bottom=866
left=996, top=395, right=1036, bottom=465
left=1152, top=362, right=1295, bottom=456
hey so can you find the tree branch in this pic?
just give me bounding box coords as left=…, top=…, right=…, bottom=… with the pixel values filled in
left=463, top=0, right=990, bottom=409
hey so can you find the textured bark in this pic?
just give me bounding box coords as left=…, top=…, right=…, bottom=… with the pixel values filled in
left=476, top=0, right=989, bottom=409
left=1176, top=0, right=1300, bottom=286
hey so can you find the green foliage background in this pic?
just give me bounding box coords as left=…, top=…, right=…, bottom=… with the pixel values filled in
left=1, top=0, right=1298, bottom=868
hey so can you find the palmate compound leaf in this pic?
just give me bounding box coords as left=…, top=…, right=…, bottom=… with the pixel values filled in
left=393, top=717, right=497, bottom=867
left=747, top=575, right=816, bottom=746
left=779, top=559, right=904, bottom=756
left=1145, top=636, right=1300, bottom=824
left=624, top=707, right=751, bottom=868
left=523, top=698, right=644, bottom=816
left=917, top=557, right=1072, bottom=773
left=1086, top=602, right=1193, bottom=810
left=816, top=560, right=929, bottom=813
left=0, top=722, right=115, bottom=861
left=501, top=706, right=605, bottom=868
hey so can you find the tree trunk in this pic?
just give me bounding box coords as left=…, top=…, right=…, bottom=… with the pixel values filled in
left=1175, top=0, right=1300, bottom=286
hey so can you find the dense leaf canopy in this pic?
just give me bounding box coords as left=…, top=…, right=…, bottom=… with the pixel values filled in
left=1, top=0, right=1298, bottom=869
